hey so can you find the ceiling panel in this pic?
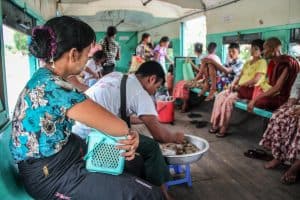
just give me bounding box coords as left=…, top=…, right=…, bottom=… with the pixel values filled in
left=56, top=0, right=236, bottom=31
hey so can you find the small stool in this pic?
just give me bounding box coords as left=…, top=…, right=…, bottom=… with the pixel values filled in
left=166, top=164, right=192, bottom=189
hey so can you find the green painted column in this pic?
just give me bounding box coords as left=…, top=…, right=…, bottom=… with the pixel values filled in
left=0, top=0, right=8, bottom=112
left=180, top=22, right=184, bottom=56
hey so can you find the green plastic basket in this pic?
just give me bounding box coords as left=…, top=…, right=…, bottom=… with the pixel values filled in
left=84, top=130, right=126, bottom=175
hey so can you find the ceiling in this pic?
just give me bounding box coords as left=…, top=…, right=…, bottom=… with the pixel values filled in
left=54, top=0, right=236, bottom=32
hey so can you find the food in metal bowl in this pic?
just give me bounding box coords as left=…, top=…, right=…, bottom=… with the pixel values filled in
left=160, top=134, right=209, bottom=165
left=160, top=140, right=199, bottom=156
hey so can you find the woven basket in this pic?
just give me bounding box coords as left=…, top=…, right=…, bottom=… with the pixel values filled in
left=84, top=131, right=126, bottom=175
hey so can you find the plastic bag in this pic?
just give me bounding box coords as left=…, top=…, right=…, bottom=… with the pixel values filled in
left=182, top=63, right=195, bottom=81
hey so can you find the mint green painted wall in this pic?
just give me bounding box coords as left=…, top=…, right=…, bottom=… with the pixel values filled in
left=171, top=38, right=181, bottom=57
left=96, top=32, right=138, bottom=72
left=206, top=23, right=300, bottom=62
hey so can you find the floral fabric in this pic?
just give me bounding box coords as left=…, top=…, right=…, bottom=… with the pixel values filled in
left=10, top=68, right=86, bottom=162
left=260, top=103, right=300, bottom=162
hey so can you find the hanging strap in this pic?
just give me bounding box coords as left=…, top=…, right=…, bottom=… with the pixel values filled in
left=120, top=74, right=131, bottom=128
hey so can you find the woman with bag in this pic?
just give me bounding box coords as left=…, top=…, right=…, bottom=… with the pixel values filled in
left=10, top=16, right=163, bottom=200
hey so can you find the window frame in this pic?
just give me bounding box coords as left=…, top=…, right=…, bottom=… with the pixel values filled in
left=290, top=28, right=300, bottom=43
left=223, top=33, right=262, bottom=44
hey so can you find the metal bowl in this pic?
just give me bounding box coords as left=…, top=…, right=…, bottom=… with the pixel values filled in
left=163, top=134, right=209, bottom=165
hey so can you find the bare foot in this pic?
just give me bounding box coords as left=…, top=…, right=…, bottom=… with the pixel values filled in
left=281, top=160, right=300, bottom=184
left=205, top=90, right=216, bottom=101
left=264, top=159, right=281, bottom=169
left=181, top=102, right=188, bottom=113
left=198, top=89, right=207, bottom=97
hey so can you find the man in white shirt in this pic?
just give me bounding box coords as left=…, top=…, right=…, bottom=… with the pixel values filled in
left=73, top=61, right=184, bottom=200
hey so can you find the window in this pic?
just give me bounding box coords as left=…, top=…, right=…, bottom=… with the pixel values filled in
left=223, top=33, right=262, bottom=63
left=183, top=16, right=206, bottom=57
left=3, top=25, right=31, bottom=115
left=289, top=28, right=300, bottom=61
left=1, top=0, right=36, bottom=117
left=223, top=44, right=251, bottom=63
left=290, top=28, right=300, bottom=43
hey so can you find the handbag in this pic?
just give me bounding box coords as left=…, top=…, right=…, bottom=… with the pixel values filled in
left=182, top=63, right=195, bottom=81
left=128, top=56, right=145, bottom=73
left=84, top=130, right=126, bottom=175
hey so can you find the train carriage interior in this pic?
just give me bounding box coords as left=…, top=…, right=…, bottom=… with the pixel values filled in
left=0, top=0, right=300, bottom=200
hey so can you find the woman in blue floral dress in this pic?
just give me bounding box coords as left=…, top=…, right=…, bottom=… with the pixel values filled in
left=10, top=16, right=163, bottom=200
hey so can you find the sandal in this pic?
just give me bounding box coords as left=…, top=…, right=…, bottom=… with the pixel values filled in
left=187, top=112, right=202, bottom=118
left=209, top=127, right=219, bottom=134
left=243, top=149, right=273, bottom=161
left=190, top=120, right=199, bottom=124
left=205, top=93, right=216, bottom=101
left=281, top=175, right=297, bottom=185
left=216, top=132, right=227, bottom=138
left=195, top=121, right=208, bottom=128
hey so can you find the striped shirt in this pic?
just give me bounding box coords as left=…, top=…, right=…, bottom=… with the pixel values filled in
left=100, top=37, right=120, bottom=65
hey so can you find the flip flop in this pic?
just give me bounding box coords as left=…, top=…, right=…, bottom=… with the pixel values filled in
left=281, top=174, right=297, bottom=185
left=216, top=133, right=226, bottom=138
left=190, top=120, right=200, bottom=124
left=195, top=121, right=207, bottom=128
left=190, top=120, right=199, bottom=124
left=243, top=149, right=273, bottom=161
left=204, top=96, right=215, bottom=101
left=209, top=127, right=219, bottom=134
left=187, top=112, right=202, bottom=118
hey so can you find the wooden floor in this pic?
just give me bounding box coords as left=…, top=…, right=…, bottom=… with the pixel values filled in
left=166, top=102, right=300, bottom=200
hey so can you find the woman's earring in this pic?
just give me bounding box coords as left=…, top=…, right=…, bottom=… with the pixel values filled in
left=50, top=57, right=55, bottom=69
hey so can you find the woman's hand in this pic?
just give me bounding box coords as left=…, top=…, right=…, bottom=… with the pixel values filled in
left=117, top=130, right=139, bottom=161
left=229, top=84, right=239, bottom=92
left=186, top=57, right=192, bottom=64
left=92, top=72, right=100, bottom=79
left=247, top=99, right=256, bottom=112
left=288, top=98, right=298, bottom=106
left=291, top=106, right=300, bottom=116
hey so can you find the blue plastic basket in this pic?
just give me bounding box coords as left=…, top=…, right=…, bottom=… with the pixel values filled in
left=84, top=130, right=126, bottom=175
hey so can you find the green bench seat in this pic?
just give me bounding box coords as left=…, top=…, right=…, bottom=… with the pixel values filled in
left=0, top=123, right=32, bottom=200
left=190, top=88, right=273, bottom=119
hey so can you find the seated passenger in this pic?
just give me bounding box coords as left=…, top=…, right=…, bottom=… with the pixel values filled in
left=173, top=43, right=241, bottom=112
left=197, top=42, right=222, bottom=101
left=172, top=43, right=204, bottom=112
left=247, top=37, right=300, bottom=112
left=72, top=61, right=184, bottom=200
left=187, top=42, right=205, bottom=72
left=210, top=39, right=267, bottom=137
left=10, top=16, right=163, bottom=200
left=260, top=72, right=300, bottom=184
left=202, top=42, right=244, bottom=92
left=166, top=64, right=174, bottom=95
